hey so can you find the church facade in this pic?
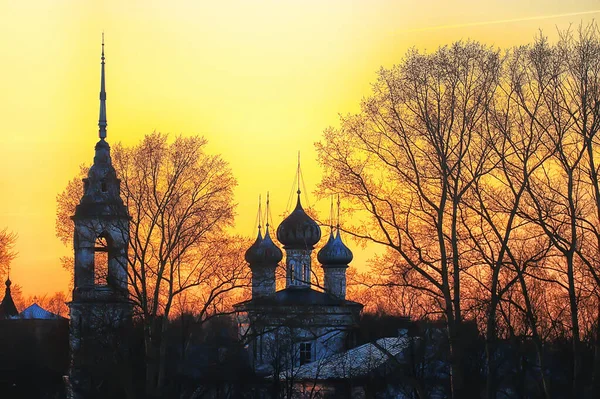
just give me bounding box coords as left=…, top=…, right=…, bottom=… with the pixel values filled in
left=234, top=194, right=363, bottom=376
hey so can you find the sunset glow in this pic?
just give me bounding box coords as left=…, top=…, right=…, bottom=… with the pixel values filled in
left=1, top=0, right=599, bottom=297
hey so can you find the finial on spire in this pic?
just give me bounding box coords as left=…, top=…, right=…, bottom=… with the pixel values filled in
left=98, top=32, right=107, bottom=140
left=297, top=151, right=301, bottom=196
left=336, top=194, right=341, bottom=231
left=5, top=263, right=11, bottom=287
left=266, top=191, right=270, bottom=229
left=258, top=194, right=262, bottom=233
left=329, top=195, right=334, bottom=234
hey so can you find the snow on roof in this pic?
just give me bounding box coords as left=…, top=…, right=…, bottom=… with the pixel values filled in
left=277, top=337, right=412, bottom=380
left=18, top=303, right=65, bottom=320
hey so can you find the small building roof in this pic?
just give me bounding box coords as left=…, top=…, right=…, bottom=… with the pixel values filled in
left=276, top=337, right=411, bottom=380
left=18, top=303, right=65, bottom=320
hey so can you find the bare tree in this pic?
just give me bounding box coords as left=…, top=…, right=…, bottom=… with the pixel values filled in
left=0, top=227, right=17, bottom=277
left=457, top=38, right=559, bottom=398
left=317, top=41, right=502, bottom=398
left=505, top=27, right=600, bottom=397
left=57, top=132, right=248, bottom=397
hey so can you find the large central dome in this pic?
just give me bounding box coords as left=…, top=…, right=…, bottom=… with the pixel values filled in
left=276, top=194, right=321, bottom=249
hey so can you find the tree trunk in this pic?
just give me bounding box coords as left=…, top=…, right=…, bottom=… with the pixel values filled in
left=445, top=300, right=464, bottom=399
left=485, top=293, right=498, bottom=399
left=566, top=251, right=582, bottom=398
left=517, top=270, right=551, bottom=399
left=156, top=315, right=170, bottom=394
left=144, top=322, right=161, bottom=398
left=593, top=301, right=600, bottom=396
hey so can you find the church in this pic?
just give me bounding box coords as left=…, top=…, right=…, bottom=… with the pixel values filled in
left=234, top=191, right=363, bottom=376
left=1, top=37, right=370, bottom=397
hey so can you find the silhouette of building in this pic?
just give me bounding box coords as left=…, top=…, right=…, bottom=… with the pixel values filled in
left=66, top=37, right=132, bottom=399
left=234, top=191, right=363, bottom=375
left=0, top=276, right=70, bottom=397
left=0, top=277, right=18, bottom=319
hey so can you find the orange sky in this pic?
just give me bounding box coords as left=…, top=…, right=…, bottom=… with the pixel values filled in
left=1, top=0, right=599, bottom=297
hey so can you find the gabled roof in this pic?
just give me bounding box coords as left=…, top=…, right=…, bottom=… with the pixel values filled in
left=277, top=337, right=411, bottom=380
left=18, top=303, right=65, bottom=320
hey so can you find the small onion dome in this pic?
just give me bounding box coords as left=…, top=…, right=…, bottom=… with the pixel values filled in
left=259, top=229, right=283, bottom=264
left=317, top=230, right=353, bottom=266
left=276, top=195, right=321, bottom=249
left=246, top=229, right=283, bottom=266
left=244, top=230, right=263, bottom=264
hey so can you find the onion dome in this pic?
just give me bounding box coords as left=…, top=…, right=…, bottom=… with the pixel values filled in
left=246, top=228, right=283, bottom=266
left=259, top=229, right=283, bottom=263
left=245, top=230, right=263, bottom=264
left=276, top=195, right=321, bottom=249
left=0, top=278, right=18, bottom=319
left=317, top=230, right=353, bottom=266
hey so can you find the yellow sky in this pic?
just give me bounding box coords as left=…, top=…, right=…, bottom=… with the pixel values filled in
left=1, top=0, right=598, bottom=297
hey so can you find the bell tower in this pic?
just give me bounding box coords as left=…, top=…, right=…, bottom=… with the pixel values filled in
left=67, top=36, right=132, bottom=399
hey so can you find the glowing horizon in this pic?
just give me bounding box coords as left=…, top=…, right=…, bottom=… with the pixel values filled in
left=1, top=0, right=598, bottom=297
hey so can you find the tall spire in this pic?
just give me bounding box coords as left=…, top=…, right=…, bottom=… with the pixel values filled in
left=98, top=32, right=107, bottom=140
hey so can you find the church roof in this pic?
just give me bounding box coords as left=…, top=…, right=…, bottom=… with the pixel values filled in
left=18, top=303, right=65, bottom=320
left=0, top=279, right=19, bottom=319
left=234, top=287, right=362, bottom=309
left=276, top=337, right=411, bottom=380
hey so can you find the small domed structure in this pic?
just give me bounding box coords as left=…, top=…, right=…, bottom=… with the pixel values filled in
left=0, top=278, right=19, bottom=319
left=245, top=231, right=263, bottom=264
left=277, top=195, right=321, bottom=249
left=246, top=229, right=283, bottom=266
left=259, top=229, right=284, bottom=264
left=317, top=230, right=353, bottom=266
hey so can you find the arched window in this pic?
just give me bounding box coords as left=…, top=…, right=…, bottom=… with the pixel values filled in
left=94, top=234, right=111, bottom=286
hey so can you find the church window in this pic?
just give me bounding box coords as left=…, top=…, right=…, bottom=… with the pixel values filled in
left=290, top=261, right=296, bottom=285
left=101, top=181, right=107, bottom=192
left=94, top=235, right=110, bottom=286
left=299, top=342, right=313, bottom=365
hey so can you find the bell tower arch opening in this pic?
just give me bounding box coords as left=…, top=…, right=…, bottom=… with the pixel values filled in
left=93, top=233, right=111, bottom=286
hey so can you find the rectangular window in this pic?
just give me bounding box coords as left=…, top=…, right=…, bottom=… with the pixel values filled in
left=299, top=342, right=312, bottom=365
